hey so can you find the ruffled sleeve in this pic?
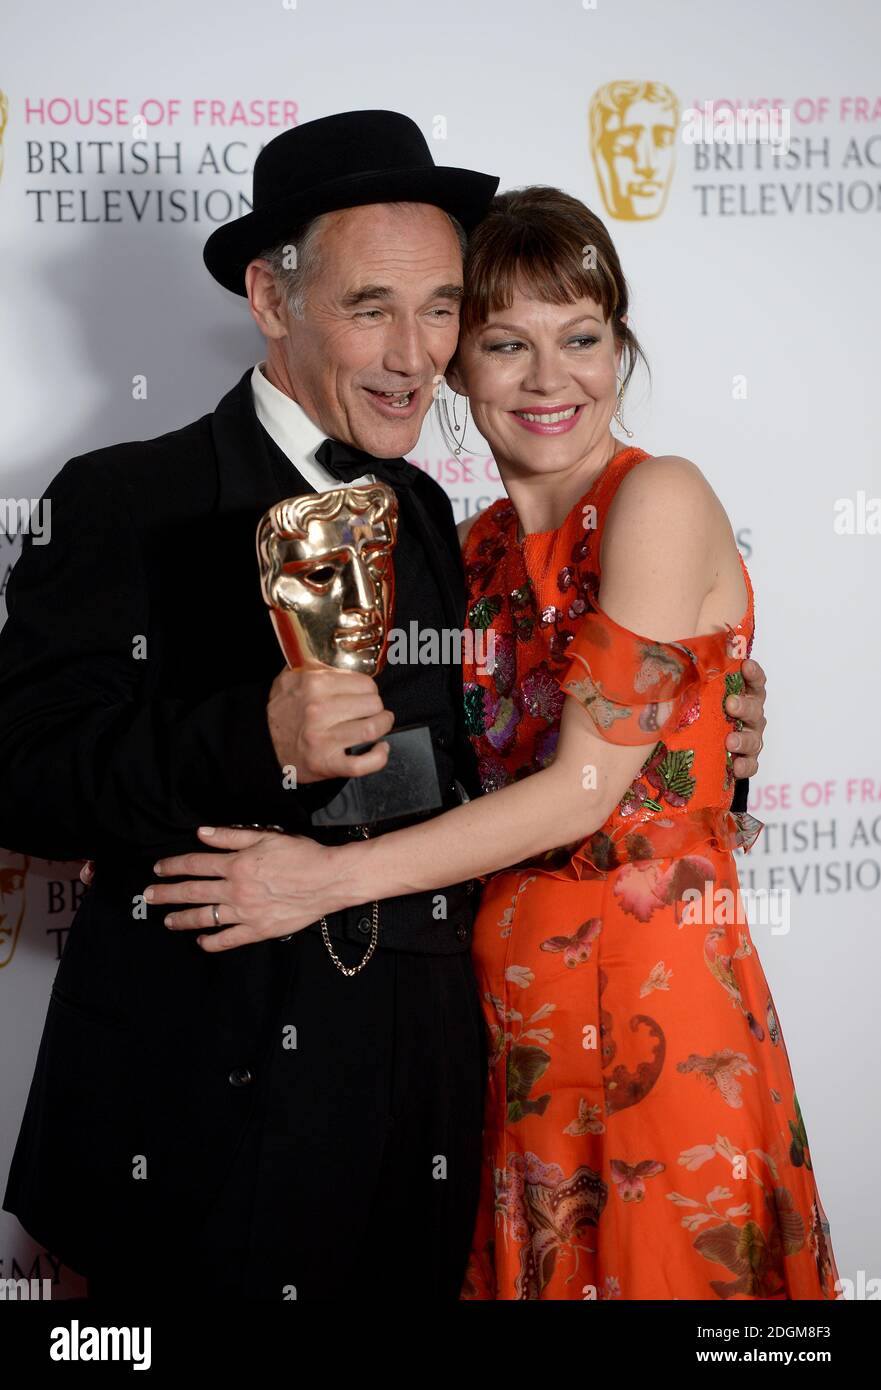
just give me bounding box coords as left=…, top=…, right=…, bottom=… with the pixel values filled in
left=558, top=604, right=734, bottom=744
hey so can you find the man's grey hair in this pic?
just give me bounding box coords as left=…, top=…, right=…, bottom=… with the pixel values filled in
left=255, top=202, right=468, bottom=317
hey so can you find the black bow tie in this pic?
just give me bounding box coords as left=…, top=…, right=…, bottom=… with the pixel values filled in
left=315, top=437, right=417, bottom=491
left=317, top=433, right=462, bottom=641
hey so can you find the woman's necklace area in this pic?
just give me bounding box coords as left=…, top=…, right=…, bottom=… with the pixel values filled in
left=513, top=436, right=630, bottom=546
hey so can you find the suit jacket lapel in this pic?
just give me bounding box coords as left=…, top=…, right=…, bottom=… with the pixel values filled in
left=210, top=368, right=315, bottom=514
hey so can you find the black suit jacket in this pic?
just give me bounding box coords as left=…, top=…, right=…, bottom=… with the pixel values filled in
left=0, top=369, right=478, bottom=1273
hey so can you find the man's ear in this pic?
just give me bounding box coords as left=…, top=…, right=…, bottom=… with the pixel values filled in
left=245, top=260, right=287, bottom=340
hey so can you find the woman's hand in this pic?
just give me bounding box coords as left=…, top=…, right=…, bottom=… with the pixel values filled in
left=144, top=826, right=346, bottom=953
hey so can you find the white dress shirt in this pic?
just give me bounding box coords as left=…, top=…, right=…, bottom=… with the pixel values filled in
left=250, top=362, right=375, bottom=490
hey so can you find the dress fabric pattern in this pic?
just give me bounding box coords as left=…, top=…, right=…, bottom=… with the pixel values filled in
left=459, top=446, right=838, bottom=1301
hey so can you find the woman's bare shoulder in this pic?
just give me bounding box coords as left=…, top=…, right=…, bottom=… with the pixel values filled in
left=608, top=452, right=727, bottom=535
left=620, top=451, right=717, bottom=499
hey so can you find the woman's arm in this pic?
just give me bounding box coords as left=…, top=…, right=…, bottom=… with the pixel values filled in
left=327, top=455, right=727, bottom=905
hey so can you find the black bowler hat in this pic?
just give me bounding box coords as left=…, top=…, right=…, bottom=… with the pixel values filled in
left=203, top=109, right=499, bottom=296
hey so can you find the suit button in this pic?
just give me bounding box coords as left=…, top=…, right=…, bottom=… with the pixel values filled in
left=456, top=925, right=468, bottom=941
left=357, top=916, right=372, bottom=935
left=278, top=934, right=293, bottom=943
left=228, top=1067, right=253, bottom=1088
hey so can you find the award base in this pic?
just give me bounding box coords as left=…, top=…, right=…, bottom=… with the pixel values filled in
left=310, top=724, right=442, bottom=829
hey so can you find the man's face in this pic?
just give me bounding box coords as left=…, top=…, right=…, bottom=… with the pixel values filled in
left=266, top=492, right=396, bottom=675
left=271, top=202, right=463, bottom=457
left=0, top=851, right=28, bottom=968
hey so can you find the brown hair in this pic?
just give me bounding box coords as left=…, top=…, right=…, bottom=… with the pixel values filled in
left=458, top=185, right=648, bottom=394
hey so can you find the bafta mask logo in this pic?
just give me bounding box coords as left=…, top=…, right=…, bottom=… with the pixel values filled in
left=589, top=80, right=680, bottom=221
left=0, top=849, right=29, bottom=969
left=257, top=483, right=398, bottom=677
left=0, top=90, right=8, bottom=184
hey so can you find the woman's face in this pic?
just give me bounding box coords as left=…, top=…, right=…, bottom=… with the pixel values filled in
left=450, top=287, right=623, bottom=476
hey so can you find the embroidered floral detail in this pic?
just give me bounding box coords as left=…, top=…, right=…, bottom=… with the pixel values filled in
left=642, top=741, right=697, bottom=808
left=492, top=633, right=516, bottom=696
left=549, top=629, right=575, bottom=663
left=620, top=778, right=652, bottom=818
left=463, top=682, right=487, bottom=737
left=510, top=579, right=535, bottom=606
left=522, top=661, right=565, bottom=724
left=675, top=692, right=701, bottom=730
left=510, top=578, right=538, bottom=642
left=485, top=693, right=521, bottom=754
left=478, top=753, right=510, bottom=794
left=581, top=571, right=600, bottom=605
left=533, top=727, right=559, bottom=769
left=464, top=528, right=508, bottom=594
left=469, top=594, right=503, bottom=631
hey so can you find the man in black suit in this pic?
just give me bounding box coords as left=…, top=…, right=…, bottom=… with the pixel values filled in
left=0, top=109, right=766, bottom=1301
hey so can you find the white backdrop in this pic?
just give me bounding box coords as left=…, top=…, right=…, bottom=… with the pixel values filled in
left=1, top=0, right=879, bottom=1299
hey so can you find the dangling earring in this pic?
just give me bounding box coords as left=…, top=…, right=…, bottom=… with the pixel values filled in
left=437, top=380, right=469, bottom=456
left=613, top=377, right=634, bottom=438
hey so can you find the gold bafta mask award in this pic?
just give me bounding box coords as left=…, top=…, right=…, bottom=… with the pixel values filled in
left=257, top=483, right=442, bottom=827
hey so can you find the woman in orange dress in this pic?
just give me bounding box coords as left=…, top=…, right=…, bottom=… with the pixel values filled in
left=448, top=188, right=837, bottom=1300
left=457, top=447, right=835, bottom=1301
left=150, top=185, right=838, bottom=1300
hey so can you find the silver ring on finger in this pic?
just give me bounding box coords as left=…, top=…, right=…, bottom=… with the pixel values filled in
left=211, top=903, right=221, bottom=928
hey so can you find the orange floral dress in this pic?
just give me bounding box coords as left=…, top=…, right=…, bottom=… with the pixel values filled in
left=459, top=445, right=839, bottom=1301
